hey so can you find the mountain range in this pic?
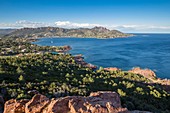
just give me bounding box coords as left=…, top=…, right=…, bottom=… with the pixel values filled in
left=1, top=27, right=133, bottom=38
left=0, top=29, right=15, bottom=37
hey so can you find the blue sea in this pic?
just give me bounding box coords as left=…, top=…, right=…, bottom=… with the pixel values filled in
left=33, top=34, right=170, bottom=79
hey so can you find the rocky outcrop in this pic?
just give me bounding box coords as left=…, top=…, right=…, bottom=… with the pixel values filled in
left=128, top=67, right=156, bottom=79
left=73, top=54, right=97, bottom=70
left=56, top=45, right=72, bottom=53
left=104, top=67, right=121, bottom=72
left=4, top=99, right=29, bottom=113
left=4, top=91, right=129, bottom=113
left=25, top=94, right=50, bottom=113
left=128, top=67, right=170, bottom=93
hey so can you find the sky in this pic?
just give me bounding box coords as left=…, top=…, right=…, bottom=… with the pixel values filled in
left=0, top=0, right=170, bottom=33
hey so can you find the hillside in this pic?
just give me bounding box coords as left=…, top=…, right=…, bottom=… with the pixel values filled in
left=0, top=29, right=15, bottom=37
left=3, top=27, right=133, bottom=38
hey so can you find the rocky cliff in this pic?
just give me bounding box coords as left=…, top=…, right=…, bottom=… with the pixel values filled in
left=128, top=67, right=156, bottom=79
left=3, top=26, right=133, bottom=38
left=128, top=67, right=170, bottom=92
left=3, top=91, right=151, bottom=113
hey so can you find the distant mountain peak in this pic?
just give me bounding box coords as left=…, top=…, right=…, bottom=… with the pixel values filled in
left=92, top=26, right=110, bottom=31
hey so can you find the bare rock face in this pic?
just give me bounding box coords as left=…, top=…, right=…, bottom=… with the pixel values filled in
left=104, top=67, right=121, bottom=72
left=4, top=99, right=28, bottom=113
left=4, top=91, right=129, bottom=113
left=25, top=94, right=50, bottom=113
left=42, top=91, right=129, bottom=113
left=42, top=97, right=74, bottom=113
left=88, top=92, right=127, bottom=113
left=128, top=67, right=156, bottom=78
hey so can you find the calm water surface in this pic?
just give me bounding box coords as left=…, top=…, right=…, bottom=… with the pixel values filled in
left=33, top=34, right=170, bottom=78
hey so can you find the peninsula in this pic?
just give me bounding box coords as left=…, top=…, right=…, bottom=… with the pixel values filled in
left=2, top=26, right=133, bottom=39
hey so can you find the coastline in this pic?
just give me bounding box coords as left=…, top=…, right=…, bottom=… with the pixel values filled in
left=31, top=38, right=170, bottom=88
left=30, top=33, right=134, bottom=40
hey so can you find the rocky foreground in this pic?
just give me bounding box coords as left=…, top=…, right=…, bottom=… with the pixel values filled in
left=3, top=91, right=151, bottom=113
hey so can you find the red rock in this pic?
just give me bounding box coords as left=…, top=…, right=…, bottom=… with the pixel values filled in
left=104, top=67, right=121, bottom=72
left=89, top=91, right=121, bottom=108
left=63, top=45, right=72, bottom=51
left=4, top=91, right=152, bottom=113
left=25, top=94, right=50, bottom=113
left=128, top=67, right=170, bottom=93
left=42, top=97, right=73, bottom=113
left=43, top=91, right=128, bottom=113
left=4, top=99, right=28, bottom=113
left=85, top=63, right=97, bottom=69
left=88, top=91, right=128, bottom=113
left=4, top=99, right=16, bottom=113
left=128, top=67, right=156, bottom=78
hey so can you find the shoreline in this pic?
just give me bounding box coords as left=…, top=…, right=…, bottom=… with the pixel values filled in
left=31, top=38, right=170, bottom=80
left=28, top=33, right=134, bottom=40
left=1, top=37, right=170, bottom=112
left=32, top=38, right=170, bottom=79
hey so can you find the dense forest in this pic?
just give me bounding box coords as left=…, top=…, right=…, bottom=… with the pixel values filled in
left=0, top=38, right=170, bottom=113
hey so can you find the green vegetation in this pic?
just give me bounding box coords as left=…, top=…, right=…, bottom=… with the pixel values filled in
left=0, top=38, right=170, bottom=113
left=0, top=38, right=68, bottom=56
left=3, top=26, right=133, bottom=39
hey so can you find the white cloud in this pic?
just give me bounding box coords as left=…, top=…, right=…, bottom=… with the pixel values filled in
left=15, top=20, right=53, bottom=28
left=0, top=20, right=102, bottom=29
left=55, top=21, right=71, bottom=26
left=0, top=20, right=53, bottom=29
left=0, top=20, right=170, bottom=33
left=109, top=25, right=170, bottom=33
left=55, top=21, right=101, bottom=28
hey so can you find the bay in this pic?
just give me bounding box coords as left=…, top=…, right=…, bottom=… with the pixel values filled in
left=33, top=34, right=170, bottom=79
